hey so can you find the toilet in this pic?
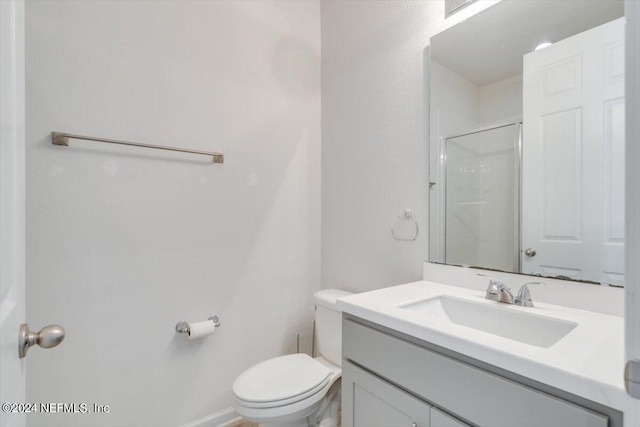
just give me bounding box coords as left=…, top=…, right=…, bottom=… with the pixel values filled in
left=233, top=289, right=353, bottom=427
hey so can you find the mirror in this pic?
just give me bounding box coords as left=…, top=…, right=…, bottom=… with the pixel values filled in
left=429, top=0, right=625, bottom=286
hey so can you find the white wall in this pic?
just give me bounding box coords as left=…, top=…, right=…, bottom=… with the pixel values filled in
left=478, top=74, right=523, bottom=125
left=25, top=1, right=320, bottom=426
left=431, top=61, right=479, bottom=139
left=321, top=0, right=499, bottom=293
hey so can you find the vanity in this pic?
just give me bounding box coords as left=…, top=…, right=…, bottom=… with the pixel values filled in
left=338, top=281, right=624, bottom=427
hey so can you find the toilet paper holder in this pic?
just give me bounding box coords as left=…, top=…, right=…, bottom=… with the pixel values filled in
left=175, top=316, right=220, bottom=335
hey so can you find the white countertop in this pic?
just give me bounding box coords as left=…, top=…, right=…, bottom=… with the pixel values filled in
left=337, top=280, right=626, bottom=411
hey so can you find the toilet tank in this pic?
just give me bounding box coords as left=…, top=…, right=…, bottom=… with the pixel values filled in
left=313, top=289, right=353, bottom=366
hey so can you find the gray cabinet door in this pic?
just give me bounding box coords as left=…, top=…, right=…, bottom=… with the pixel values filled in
left=430, top=407, right=470, bottom=427
left=343, top=360, right=430, bottom=427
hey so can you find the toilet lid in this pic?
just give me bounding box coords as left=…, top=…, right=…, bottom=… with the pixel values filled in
left=233, top=354, right=331, bottom=406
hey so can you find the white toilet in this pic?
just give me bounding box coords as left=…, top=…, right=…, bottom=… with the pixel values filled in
left=233, top=289, right=353, bottom=427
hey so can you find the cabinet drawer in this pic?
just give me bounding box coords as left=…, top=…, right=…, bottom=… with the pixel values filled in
left=343, top=319, right=608, bottom=427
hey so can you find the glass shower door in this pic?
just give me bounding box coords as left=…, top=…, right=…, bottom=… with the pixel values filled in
left=444, top=123, right=520, bottom=272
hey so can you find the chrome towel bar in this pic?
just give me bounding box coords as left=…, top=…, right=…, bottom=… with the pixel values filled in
left=52, top=131, right=224, bottom=163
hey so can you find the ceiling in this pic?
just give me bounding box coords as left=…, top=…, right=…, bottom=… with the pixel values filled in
left=431, top=0, right=625, bottom=86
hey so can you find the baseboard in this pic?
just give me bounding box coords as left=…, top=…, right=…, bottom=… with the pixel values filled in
left=180, top=407, right=242, bottom=427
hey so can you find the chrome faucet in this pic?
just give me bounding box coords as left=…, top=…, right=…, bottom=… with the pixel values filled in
left=477, top=274, right=544, bottom=307
left=477, top=274, right=515, bottom=304
left=514, top=282, right=544, bottom=307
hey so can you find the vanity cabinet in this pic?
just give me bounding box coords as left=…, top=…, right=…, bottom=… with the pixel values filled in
left=342, top=316, right=615, bottom=427
left=343, top=360, right=470, bottom=427
left=343, top=360, right=430, bottom=427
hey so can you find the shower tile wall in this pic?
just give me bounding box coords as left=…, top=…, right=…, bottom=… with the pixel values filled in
left=445, top=124, right=518, bottom=271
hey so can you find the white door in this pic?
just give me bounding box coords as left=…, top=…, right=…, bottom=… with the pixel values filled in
left=522, top=18, right=625, bottom=285
left=625, top=1, right=640, bottom=425
left=0, top=1, right=26, bottom=427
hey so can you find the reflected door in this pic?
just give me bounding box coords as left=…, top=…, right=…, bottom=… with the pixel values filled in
left=522, top=18, right=625, bottom=284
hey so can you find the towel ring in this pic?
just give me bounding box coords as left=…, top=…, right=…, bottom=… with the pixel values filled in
left=391, top=209, right=419, bottom=241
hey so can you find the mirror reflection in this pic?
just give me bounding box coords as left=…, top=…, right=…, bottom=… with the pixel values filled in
left=429, top=0, right=625, bottom=286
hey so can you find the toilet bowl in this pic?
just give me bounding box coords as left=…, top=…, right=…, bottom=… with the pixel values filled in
left=233, top=289, right=352, bottom=427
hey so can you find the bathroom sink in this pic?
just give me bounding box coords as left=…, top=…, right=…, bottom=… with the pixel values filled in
left=337, top=280, right=625, bottom=411
left=397, top=295, right=577, bottom=348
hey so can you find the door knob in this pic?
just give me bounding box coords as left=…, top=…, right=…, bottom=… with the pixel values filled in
left=524, top=248, right=537, bottom=257
left=18, top=323, right=65, bottom=358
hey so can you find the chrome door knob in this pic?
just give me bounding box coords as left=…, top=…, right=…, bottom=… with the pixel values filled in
left=524, top=248, right=537, bottom=257
left=19, top=323, right=65, bottom=358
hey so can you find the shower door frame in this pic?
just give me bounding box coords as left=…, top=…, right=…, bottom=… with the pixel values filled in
left=442, top=121, right=522, bottom=273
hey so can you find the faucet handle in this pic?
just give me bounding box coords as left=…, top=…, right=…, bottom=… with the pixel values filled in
left=477, top=273, right=496, bottom=284
left=478, top=274, right=505, bottom=302
left=515, top=282, right=544, bottom=307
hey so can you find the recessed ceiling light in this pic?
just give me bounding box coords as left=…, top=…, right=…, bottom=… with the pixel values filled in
left=535, top=42, right=553, bottom=51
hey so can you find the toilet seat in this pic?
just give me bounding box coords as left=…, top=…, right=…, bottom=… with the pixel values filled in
left=233, top=354, right=331, bottom=408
